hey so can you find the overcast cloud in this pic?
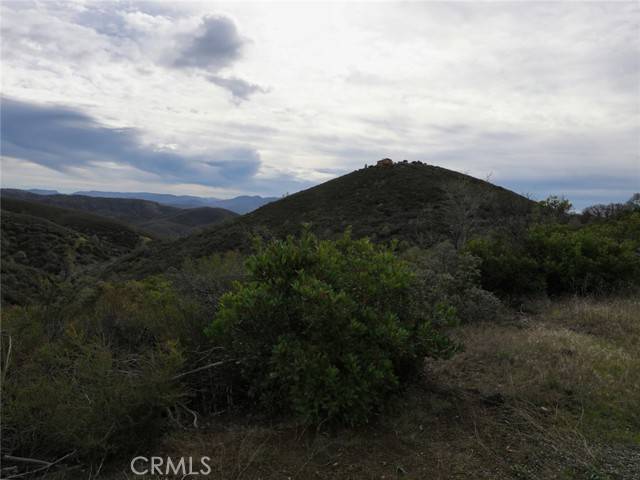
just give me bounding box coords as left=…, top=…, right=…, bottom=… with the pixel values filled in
left=1, top=1, right=638, bottom=208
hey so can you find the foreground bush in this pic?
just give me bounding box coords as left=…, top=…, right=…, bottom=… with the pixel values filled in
left=1, top=254, right=244, bottom=461
left=208, top=229, right=456, bottom=425
left=1, top=305, right=184, bottom=460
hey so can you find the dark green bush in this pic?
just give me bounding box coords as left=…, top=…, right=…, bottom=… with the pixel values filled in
left=527, top=220, right=640, bottom=294
left=207, top=229, right=455, bottom=425
left=466, top=211, right=640, bottom=297
left=465, top=236, right=546, bottom=298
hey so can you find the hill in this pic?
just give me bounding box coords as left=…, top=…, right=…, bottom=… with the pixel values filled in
left=1, top=197, right=143, bottom=250
left=111, top=162, right=536, bottom=277
left=1, top=190, right=238, bottom=238
left=137, top=207, right=239, bottom=237
left=74, top=190, right=278, bottom=214
left=27, top=188, right=60, bottom=195
left=1, top=198, right=145, bottom=305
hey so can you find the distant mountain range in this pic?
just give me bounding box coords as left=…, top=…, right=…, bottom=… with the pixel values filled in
left=72, top=191, right=278, bottom=214
left=26, top=189, right=60, bottom=196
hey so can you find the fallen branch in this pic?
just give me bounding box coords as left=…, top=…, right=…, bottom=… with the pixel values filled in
left=177, top=401, right=199, bottom=428
left=3, top=450, right=76, bottom=479
left=1, top=456, right=51, bottom=467
left=1, top=335, right=12, bottom=387
left=172, top=360, right=231, bottom=380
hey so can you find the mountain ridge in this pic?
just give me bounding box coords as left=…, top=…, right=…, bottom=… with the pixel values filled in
left=108, top=162, right=537, bottom=277
left=1, top=189, right=238, bottom=238
left=73, top=190, right=278, bottom=214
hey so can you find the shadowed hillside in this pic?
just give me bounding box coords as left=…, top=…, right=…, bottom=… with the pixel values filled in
left=1, top=190, right=238, bottom=238
left=1, top=199, right=145, bottom=305
left=1, top=197, right=143, bottom=249
left=111, top=162, right=537, bottom=277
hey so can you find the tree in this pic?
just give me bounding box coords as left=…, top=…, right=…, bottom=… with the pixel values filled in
left=539, top=195, right=572, bottom=217
left=627, top=193, right=640, bottom=209
left=582, top=193, right=640, bottom=221
left=442, top=175, right=495, bottom=250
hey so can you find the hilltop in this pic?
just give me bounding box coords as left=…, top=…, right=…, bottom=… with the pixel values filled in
left=1, top=189, right=238, bottom=238
left=239, top=161, right=533, bottom=242
left=112, top=162, right=536, bottom=276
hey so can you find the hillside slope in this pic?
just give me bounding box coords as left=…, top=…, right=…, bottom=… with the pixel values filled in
left=112, top=162, right=536, bottom=277
left=1, top=197, right=143, bottom=250
left=1, top=199, right=145, bottom=305
left=138, top=207, right=239, bottom=237
left=1, top=190, right=237, bottom=238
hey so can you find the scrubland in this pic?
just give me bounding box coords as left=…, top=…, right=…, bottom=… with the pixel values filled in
left=93, top=295, right=638, bottom=480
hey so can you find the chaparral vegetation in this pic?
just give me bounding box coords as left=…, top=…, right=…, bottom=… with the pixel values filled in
left=1, top=166, right=639, bottom=479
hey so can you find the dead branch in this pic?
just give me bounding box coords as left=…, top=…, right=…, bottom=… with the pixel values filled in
left=172, top=360, right=231, bottom=380
left=1, top=335, right=12, bottom=386
left=177, top=401, right=199, bottom=428
left=3, top=450, right=76, bottom=479
left=1, top=456, right=50, bottom=467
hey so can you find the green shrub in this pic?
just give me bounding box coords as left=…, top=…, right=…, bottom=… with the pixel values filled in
left=1, top=306, right=184, bottom=460
left=527, top=222, right=640, bottom=294
left=403, top=242, right=503, bottom=324
left=466, top=211, right=640, bottom=297
left=167, top=251, right=246, bottom=312
left=207, top=229, right=455, bottom=425
left=465, top=236, right=546, bottom=298
left=1, top=251, right=249, bottom=462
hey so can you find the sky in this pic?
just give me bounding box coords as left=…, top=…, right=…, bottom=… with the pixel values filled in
left=1, top=1, right=639, bottom=209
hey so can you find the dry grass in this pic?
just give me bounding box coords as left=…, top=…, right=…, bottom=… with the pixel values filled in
left=436, top=309, right=639, bottom=443
left=544, top=296, right=640, bottom=351
left=99, top=296, right=639, bottom=480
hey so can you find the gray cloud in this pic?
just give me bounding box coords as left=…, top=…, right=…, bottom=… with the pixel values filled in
left=0, top=97, right=260, bottom=187
left=1, top=2, right=637, bottom=203
left=207, top=75, right=268, bottom=102
left=500, top=174, right=640, bottom=211
left=165, top=15, right=269, bottom=101
left=172, top=16, right=245, bottom=71
left=1, top=3, right=265, bottom=103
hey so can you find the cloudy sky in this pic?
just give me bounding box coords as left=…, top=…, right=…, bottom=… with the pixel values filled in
left=1, top=1, right=638, bottom=209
